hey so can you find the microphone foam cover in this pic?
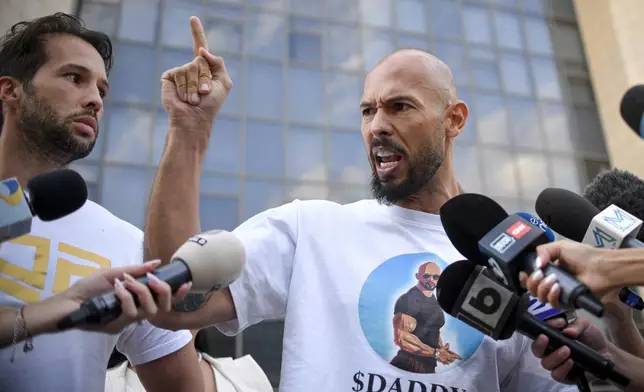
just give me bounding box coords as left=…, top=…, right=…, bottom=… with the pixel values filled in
left=535, top=188, right=599, bottom=241
left=171, top=230, right=246, bottom=293
left=27, top=169, right=88, bottom=221
left=436, top=260, right=478, bottom=315
left=620, top=85, right=644, bottom=136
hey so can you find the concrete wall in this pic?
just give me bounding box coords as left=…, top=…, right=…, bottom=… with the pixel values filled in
left=0, top=0, right=76, bottom=35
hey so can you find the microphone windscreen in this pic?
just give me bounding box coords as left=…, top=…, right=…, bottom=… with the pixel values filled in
left=440, top=193, right=508, bottom=264
left=27, top=169, right=88, bottom=221
left=436, top=260, right=478, bottom=314
left=535, top=188, right=599, bottom=242
left=620, top=85, right=644, bottom=137
left=584, top=168, right=644, bottom=227
left=171, top=230, right=246, bottom=293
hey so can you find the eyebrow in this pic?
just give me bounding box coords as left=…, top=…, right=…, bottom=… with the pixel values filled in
left=60, top=63, right=110, bottom=93
left=360, top=95, right=421, bottom=109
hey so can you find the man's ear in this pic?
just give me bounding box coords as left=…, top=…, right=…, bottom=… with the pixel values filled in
left=0, top=76, right=23, bottom=110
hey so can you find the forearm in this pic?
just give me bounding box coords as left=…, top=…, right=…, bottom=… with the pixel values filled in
left=606, top=342, right=644, bottom=391
left=399, top=332, right=436, bottom=356
left=0, top=296, right=76, bottom=348
left=144, top=129, right=206, bottom=264
left=606, top=318, right=644, bottom=359
left=601, top=249, right=644, bottom=290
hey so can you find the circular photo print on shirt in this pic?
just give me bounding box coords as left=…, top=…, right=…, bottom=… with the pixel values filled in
left=358, top=252, right=484, bottom=374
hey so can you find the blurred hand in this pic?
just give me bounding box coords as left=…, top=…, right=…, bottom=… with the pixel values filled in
left=59, top=260, right=191, bottom=334
left=161, top=16, right=233, bottom=144
left=518, top=240, right=610, bottom=307
left=531, top=317, right=609, bottom=384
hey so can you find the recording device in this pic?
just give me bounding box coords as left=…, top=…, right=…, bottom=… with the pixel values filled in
left=0, top=169, right=87, bottom=243
left=620, top=84, right=644, bottom=137
left=516, top=212, right=555, bottom=242
left=436, top=261, right=630, bottom=388
left=440, top=194, right=604, bottom=317
left=57, top=230, right=246, bottom=330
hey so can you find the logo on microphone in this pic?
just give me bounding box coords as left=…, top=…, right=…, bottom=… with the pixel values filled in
left=490, top=233, right=515, bottom=254
left=506, top=221, right=530, bottom=239
left=188, top=236, right=208, bottom=246
left=603, top=208, right=637, bottom=232
left=0, top=178, right=23, bottom=206
left=592, top=227, right=617, bottom=248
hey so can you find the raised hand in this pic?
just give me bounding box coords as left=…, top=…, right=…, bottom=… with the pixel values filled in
left=160, top=16, right=233, bottom=144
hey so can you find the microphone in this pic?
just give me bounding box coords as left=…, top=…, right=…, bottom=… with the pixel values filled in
left=516, top=212, right=555, bottom=242
left=57, top=230, right=246, bottom=330
left=440, top=194, right=604, bottom=316
left=436, top=261, right=630, bottom=388
left=619, top=85, right=644, bottom=138
left=0, top=169, right=87, bottom=242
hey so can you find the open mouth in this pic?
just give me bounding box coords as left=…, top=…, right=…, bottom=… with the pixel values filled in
left=374, top=148, right=403, bottom=175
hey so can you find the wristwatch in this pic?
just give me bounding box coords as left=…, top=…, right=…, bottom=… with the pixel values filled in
left=433, top=347, right=440, bottom=359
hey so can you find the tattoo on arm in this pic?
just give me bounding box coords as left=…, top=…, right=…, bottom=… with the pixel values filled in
left=173, top=292, right=215, bottom=312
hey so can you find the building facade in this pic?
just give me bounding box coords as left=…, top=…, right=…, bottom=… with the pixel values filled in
left=1, top=0, right=615, bottom=389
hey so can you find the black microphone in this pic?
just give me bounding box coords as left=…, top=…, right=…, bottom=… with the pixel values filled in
left=57, top=230, right=246, bottom=330
left=436, top=260, right=630, bottom=388
left=620, top=85, right=644, bottom=138
left=440, top=194, right=604, bottom=317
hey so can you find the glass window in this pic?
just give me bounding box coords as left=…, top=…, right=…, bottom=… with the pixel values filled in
left=287, top=183, right=330, bottom=201
left=360, top=0, right=392, bottom=28
left=551, top=0, right=576, bottom=20
left=246, top=12, right=286, bottom=61
left=396, top=0, right=427, bottom=34
left=69, top=163, right=99, bottom=183
left=428, top=0, right=462, bottom=39
left=463, top=5, right=492, bottom=45
left=290, top=0, right=324, bottom=16
left=87, top=184, right=98, bottom=203
left=152, top=111, right=168, bottom=165
left=161, top=2, right=203, bottom=49
left=583, top=159, right=610, bottom=184
left=205, top=20, right=242, bottom=54
left=204, top=117, right=241, bottom=173
left=220, top=58, right=241, bottom=115
left=288, top=67, right=325, bottom=124
left=469, top=47, right=496, bottom=62
left=245, top=121, right=284, bottom=177
left=328, top=185, right=370, bottom=203
left=119, top=0, right=159, bottom=44
left=290, top=16, right=323, bottom=33
left=101, top=166, right=151, bottom=228
left=85, top=113, right=106, bottom=162
left=489, top=0, right=520, bottom=7
left=80, top=3, right=119, bottom=37
left=362, top=30, right=395, bottom=72
left=524, top=17, right=553, bottom=55
left=457, top=89, right=477, bottom=142
left=472, top=93, right=510, bottom=145
left=242, top=321, right=284, bottom=388
left=247, top=60, right=283, bottom=119
left=471, top=60, right=500, bottom=90
left=205, top=2, right=244, bottom=19
left=522, top=0, right=546, bottom=15
left=110, top=44, right=157, bottom=104
left=201, top=175, right=240, bottom=196
left=433, top=42, right=468, bottom=87
left=551, top=24, right=585, bottom=63
left=330, top=131, right=370, bottom=184
left=326, top=73, right=362, bottom=129
left=573, top=106, right=607, bottom=156
left=541, top=103, right=573, bottom=152
left=156, top=49, right=193, bottom=105
left=327, top=25, right=362, bottom=70
left=289, top=33, right=322, bottom=65
left=516, top=153, right=550, bottom=200
left=493, top=10, right=523, bottom=50
left=549, top=157, right=582, bottom=194
left=496, top=198, right=522, bottom=214
left=287, top=126, right=326, bottom=181
left=499, top=53, right=532, bottom=96
left=481, top=148, right=519, bottom=198
left=327, top=0, right=360, bottom=21
left=453, top=144, right=483, bottom=193
left=569, top=78, right=594, bottom=105
left=531, top=58, right=562, bottom=100
left=248, top=0, right=285, bottom=10
left=243, top=180, right=285, bottom=220
left=506, top=99, right=544, bottom=149
left=397, top=35, right=430, bottom=51
left=199, top=196, right=239, bottom=231
left=105, top=107, right=153, bottom=164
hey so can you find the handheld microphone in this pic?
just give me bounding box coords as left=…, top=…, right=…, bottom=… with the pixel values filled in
left=0, top=169, right=87, bottom=242
left=436, top=261, right=630, bottom=388
left=619, top=85, right=644, bottom=138
left=57, top=230, right=246, bottom=330
left=440, top=194, right=604, bottom=316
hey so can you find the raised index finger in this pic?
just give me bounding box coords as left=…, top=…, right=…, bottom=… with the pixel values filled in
left=190, top=16, right=208, bottom=56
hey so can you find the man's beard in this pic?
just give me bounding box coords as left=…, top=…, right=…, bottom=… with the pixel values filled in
left=18, top=88, right=97, bottom=165
left=421, top=281, right=435, bottom=291
left=370, top=133, right=445, bottom=205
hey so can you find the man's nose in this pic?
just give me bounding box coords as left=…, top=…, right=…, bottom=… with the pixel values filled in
left=370, top=109, right=393, bottom=138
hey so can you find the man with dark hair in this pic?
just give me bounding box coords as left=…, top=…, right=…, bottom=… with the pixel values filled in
left=0, top=13, right=202, bottom=391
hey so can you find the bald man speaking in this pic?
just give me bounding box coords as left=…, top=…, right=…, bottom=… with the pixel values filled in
left=146, top=40, right=577, bottom=392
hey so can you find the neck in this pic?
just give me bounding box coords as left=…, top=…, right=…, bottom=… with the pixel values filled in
left=0, top=123, right=63, bottom=187
left=417, top=284, right=434, bottom=297
left=394, top=154, right=459, bottom=214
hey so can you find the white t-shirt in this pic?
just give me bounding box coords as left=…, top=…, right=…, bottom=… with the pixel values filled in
left=0, top=200, right=192, bottom=392
left=217, top=199, right=577, bottom=392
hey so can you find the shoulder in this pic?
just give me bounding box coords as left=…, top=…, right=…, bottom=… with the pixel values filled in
left=75, top=201, right=143, bottom=240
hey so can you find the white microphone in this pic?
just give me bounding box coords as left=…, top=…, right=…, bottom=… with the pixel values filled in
left=581, top=204, right=644, bottom=249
